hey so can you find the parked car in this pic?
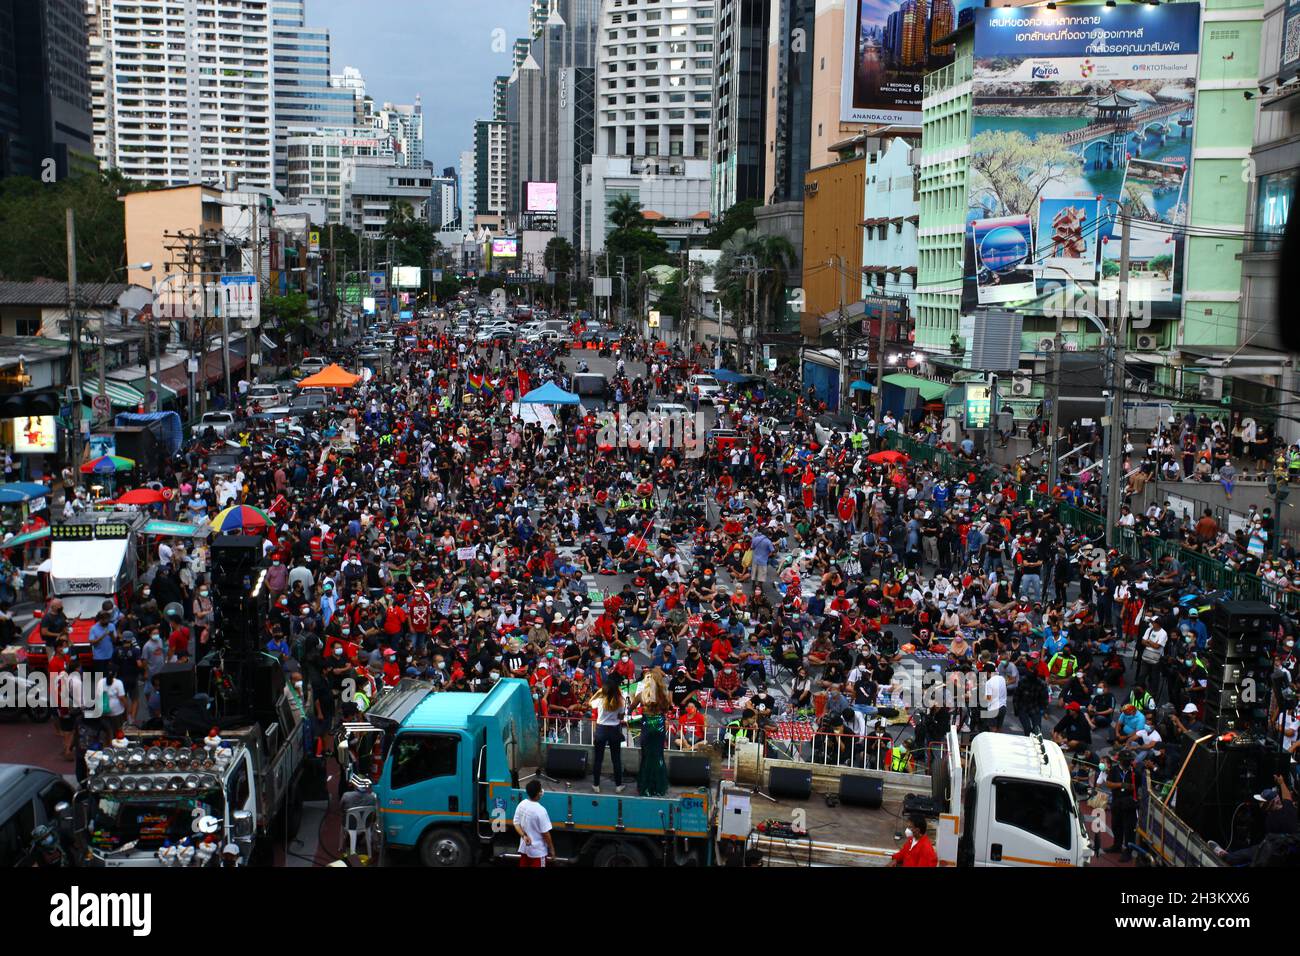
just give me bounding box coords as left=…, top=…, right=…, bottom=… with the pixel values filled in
left=297, top=356, right=328, bottom=375
left=689, top=374, right=722, bottom=402
left=205, top=451, right=244, bottom=478
left=197, top=411, right=240, bottom=438
left=246, top=384, right=287, bottom=407
left=0, top=764, right=75, bottom=867
left=813, top=412, right=857, bottom=446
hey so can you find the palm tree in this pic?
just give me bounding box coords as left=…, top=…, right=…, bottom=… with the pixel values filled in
left=713, top=229, right=797, bottom=341
left=608, top=193, right=645, bottom=233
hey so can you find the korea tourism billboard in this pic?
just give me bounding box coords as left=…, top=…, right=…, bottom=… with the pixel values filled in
left=842, top=0, right=957, bottom=124
left=962, top=3, right=1201, bottom=316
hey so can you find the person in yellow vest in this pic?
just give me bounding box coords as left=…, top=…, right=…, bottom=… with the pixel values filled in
left=889, top=737, right=915, bottom=773
left=1047, top=645, right=1078, bottom=684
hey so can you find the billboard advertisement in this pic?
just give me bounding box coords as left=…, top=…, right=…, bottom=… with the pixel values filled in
left=525, top=181, right=558, bottom=213
left=392, top=266, right=422, bottom=289
left=492, top=238, right=519, bottom=258
left=11, top=415, right=57, bottom=454
left=962, top=3, right=1200, bottom=313
left=841, top=0, right=957, bottom=124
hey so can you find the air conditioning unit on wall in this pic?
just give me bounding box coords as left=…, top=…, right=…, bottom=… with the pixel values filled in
left=1037, top=336, right=1056, bottom=353
left=1134, top=333, right=1159, bottom=351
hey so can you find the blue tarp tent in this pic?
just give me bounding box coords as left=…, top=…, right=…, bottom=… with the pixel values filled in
left=849, top=380, right=873, bottom=392
left=710, top=368, right=761, bottom=385
left=115, top=411, right=183, bottom=456
left=519, top=382, right=581, bottom=405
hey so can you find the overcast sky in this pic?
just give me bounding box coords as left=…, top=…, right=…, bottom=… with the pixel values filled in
left=308, top=0, right=529, bottom=173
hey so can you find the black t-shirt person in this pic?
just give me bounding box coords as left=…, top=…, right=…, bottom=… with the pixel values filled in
left=669, top=674, right=700, bottom=709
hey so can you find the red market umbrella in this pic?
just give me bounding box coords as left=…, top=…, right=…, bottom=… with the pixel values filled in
left=113, top=488, right=168, bottom=505
left=867, top=449, right=910, bottom=465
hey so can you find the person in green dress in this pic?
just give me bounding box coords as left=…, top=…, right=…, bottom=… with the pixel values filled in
left=636, top=664, right=671, bottom=797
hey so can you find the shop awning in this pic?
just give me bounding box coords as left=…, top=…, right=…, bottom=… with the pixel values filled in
left=81, top=378, right=144, bottom=408
left=141, top=519, right=211, bottom=539
left=260, top=334, right=278, bottom=350
left=882, top=373, right=950, bottom=401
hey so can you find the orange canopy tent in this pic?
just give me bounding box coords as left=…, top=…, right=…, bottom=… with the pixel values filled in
left=296, top=364, right=362, bottom=388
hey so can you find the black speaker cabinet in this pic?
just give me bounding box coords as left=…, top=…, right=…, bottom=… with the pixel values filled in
left=156, top=660, right=196, bottom=717
left=1175, top=736, right=1287, bottom=846
left=545, top=747, right=589, bottom=779
left=839, top=774, right=884, bottom=808
left=668, top=754, right=711, bottom=787
left=767, top=766, right=813, bottom=800
left=211, top=535, right=264, bottom=585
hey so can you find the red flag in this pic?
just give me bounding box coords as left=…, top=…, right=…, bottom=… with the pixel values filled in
left=519, top=368, right=531, bottom=395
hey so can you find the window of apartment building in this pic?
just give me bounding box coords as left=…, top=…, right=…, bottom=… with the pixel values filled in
left=15, top=317, right=40, bottom=336
left=671, top=24, right=687, bottom=36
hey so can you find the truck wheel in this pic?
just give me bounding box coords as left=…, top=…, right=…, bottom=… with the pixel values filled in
left=418, top=828, right=473, bottom=868
left=591, top=841, right=649, bottom=868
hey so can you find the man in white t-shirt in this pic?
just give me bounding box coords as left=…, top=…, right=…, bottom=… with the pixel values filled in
left=981, top=663, right=1008, bottom=731
left=1136, top=617, right=1168, bottom=691
left=513, top=779, right=554, bottom=867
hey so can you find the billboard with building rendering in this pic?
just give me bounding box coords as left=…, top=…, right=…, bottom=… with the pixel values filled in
left=961, top=3, right=1200, bottom=316
left=841, top=0, right=957, bottom=124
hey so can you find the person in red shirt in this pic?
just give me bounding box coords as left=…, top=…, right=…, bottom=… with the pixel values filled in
left=381, top=596, right=407, bottom=642
left=407, top=588, right=431, bottom=644
left=891, top=815, right=939, bottom=867
left=381, top=649, right=402, bottom=687
left=708, top=635, right=733, bottom=669
left=673, top=702, right=707, bottom=749
left=713, top=662, right=742, bottom=712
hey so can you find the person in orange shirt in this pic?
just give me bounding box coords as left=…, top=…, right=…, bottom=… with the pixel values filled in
left=891, top=815, right=938, bottom=867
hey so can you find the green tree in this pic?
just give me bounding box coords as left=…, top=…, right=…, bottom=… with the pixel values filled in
left=1148, top=254, right=1173, bottom=278
left=968, top=130, right=1082, bottom=219
left=543, top=236, right=575, bottom=275
left=608, top=192, right=645, bottom=232
left=382, top=200, right=440, bottom=273
left=0, top=170, right=141, bottom=283
left=712, top=229, right=797, bottom=347
left=264, top=291, right=313, bottom=361
left=707, top=198, right=760, bottom=249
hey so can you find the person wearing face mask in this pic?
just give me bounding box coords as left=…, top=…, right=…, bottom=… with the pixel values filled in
left=890, top=815, right=938, bottom=867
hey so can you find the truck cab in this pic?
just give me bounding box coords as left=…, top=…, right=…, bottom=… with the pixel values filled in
left=945, top=730, right=1093, bottom=867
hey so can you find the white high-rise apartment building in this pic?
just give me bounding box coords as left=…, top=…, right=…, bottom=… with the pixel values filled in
left=581, top=0, right=716, bottom=254
left=459, top=149, right=476, bottom=232
left=375, top=99, right=423, bottom=169
left=595, top=0, right=716, bottom=161
left=285, top=126, right=395, bottom=224
left=92, top=0, right=276, bottom=189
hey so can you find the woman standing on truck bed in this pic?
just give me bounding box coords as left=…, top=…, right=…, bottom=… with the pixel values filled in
left=590, top=676, right=627, bottom=793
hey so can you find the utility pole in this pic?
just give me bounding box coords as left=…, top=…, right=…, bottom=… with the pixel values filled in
left=1105, top=214, right=1131, bottom=547
left=220, top=230, right=231, bottom=408
left=834, top=255, right=848, bottom=412
left=66, top=209, right=83, bottom=470
left=1046, top=301, right=1065, bottom=496
left=874, top=300, right=890, bottom=423
left=330, top=224, right=339, bottom=343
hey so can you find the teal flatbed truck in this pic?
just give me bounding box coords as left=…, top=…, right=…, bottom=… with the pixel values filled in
left=363, top=678, right=715, bottom=867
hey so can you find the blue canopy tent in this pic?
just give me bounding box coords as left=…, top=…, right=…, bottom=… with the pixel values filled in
left=0, top=482, right=50, bottom=505
left=519, top=382, right=581, bottom=406
left=849, top=380, right=873, bottom=392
